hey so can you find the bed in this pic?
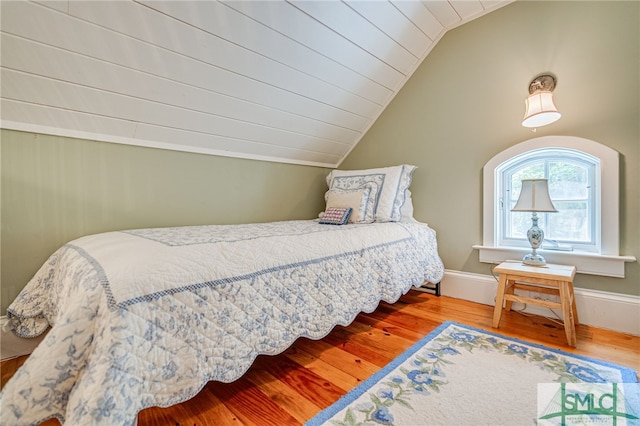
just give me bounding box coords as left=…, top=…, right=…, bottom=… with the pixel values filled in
left=0, top=165, right=445, bottom=426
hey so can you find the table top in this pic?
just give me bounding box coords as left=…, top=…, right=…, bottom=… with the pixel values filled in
left=494, top=261, right=577, bottom=281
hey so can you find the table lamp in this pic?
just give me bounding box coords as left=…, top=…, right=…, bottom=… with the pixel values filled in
left=511, top=178, right=558, bottom=266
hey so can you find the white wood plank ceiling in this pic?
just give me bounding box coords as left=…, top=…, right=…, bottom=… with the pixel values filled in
left=1, top=0, right=511, bottom=168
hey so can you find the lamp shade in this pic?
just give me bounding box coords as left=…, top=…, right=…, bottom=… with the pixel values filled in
left=522, top=92, right=561, bottom=128
left=512, top=178, right=558, bottom=212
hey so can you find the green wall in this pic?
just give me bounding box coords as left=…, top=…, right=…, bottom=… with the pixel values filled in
left=0, top=131, right=329, bottom=314
left=341, top=1, right=639, bottom=296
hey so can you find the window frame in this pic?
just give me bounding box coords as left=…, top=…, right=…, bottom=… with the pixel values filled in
left=496, top=148, right=599, bottom=252
left=474, top=135, right=635, bottom=278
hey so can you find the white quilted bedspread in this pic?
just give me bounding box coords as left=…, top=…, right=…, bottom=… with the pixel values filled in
left=1, top=220, right=444, bottom=425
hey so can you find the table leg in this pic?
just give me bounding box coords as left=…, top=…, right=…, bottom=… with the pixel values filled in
left=559, top=282, right=577, bottom=347
left=568, top=280, right=579, bottom=325
left=492, top=273, right=508, bottom=328
left=505, top=279, right=515, bottom=312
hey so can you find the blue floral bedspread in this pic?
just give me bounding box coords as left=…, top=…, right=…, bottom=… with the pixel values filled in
left=0, top=220, right=444, bottom=425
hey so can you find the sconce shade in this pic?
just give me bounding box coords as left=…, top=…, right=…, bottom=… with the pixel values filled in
left=522, top=74, right=561, bottom=128
left=522, top=92, right=561, bottom=128
left=512, top=178, right=558, bottom=212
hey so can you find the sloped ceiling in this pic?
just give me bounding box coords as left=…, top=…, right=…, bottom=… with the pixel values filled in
left=1, top=0, right=511, bottom=168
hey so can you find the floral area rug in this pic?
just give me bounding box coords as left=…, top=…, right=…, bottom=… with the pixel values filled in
left=306, top=321, right=639, bottom=426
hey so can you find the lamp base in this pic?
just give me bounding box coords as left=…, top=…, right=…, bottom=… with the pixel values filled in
left=522, top=252, right=547, bottom=267
left=522, top=212, right=547, bottom=266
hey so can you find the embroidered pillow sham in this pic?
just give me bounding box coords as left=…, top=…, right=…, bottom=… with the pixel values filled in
left=326, top=165, right=416, bottom=222
left=326, top=179, right=380, bottom=223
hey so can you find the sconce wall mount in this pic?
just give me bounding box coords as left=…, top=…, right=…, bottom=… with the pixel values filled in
left=522, top=74, right=561, bottom=128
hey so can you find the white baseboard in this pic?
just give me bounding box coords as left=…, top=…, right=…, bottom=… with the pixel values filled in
left=440, top=269, right=640, bottom=336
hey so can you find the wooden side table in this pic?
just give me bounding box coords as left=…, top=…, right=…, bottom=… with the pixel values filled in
left=492, top=261, right=578, bottom=346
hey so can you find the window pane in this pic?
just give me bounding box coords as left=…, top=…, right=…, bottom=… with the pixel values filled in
left=510, top=163, right=544, bottom=202
left=508, top=211, right=529, bottom=238
left=548, top=162, right=588, bottom=200
left=546, top=201, right=591, bottom=242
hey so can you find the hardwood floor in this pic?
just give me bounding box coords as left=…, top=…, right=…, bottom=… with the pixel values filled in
left=2, top=290, right=639, bottom=425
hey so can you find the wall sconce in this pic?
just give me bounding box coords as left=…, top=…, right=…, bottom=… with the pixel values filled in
left=522, top=74, right=561, bottom=128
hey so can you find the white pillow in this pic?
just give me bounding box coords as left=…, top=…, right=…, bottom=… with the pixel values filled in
left=326, top=165, right=416, bottom=222
left=324, top=184, right=376, bottom=223
left=399, top=189, right=415, bottom=222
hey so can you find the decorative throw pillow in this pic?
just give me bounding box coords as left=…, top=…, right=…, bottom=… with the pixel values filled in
left=319, top=207, right=352, bottom=225
left=325, top=186, right=372, bottom=223
left=326, top=165, right=416, bottom=222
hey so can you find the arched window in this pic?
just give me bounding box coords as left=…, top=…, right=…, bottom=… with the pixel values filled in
left=497, top=148, right=598, bottom=253
left=475, top=136, right=635, bottom=278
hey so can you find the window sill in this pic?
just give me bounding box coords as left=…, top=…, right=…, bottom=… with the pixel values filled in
left=472, top=245, right=636, bottom=278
